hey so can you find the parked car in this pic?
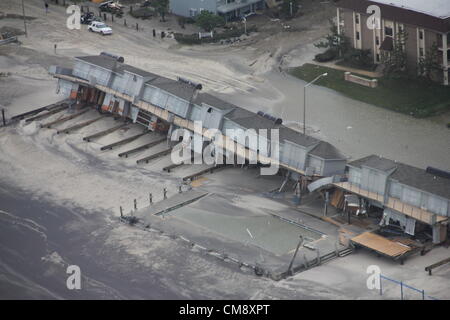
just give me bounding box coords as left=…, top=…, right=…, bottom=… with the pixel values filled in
left=88, top=21, right=113, bottom=35
left=80, top=12, right=100, bottom=25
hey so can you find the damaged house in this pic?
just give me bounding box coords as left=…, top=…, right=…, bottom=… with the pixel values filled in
left=50, top=52, right=347, bottom=187
left=334, top=155, right=450, bottom=245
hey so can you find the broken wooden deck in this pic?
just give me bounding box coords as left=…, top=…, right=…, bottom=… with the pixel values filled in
left=351, top=232, right=413, bottom=261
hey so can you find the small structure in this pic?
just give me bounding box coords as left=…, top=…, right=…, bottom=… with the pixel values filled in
left=344, top=72, right=378, bottom=88
left=334, top=155, right=450, bottom=244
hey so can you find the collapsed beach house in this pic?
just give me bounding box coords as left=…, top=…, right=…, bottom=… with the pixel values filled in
left=48, top=53, right=450, bottom=262
left=50, top=52, right=347, bottom=183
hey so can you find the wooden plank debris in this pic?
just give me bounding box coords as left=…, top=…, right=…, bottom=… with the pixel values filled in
left=40, top=108, right=89, bottom=129
left=100, top=132, right=148, bottom=151
left=118, top=138, right=165, bottom=158
left=83, top=123, right=128, bottom=142
left=136, top=148, right=172, bottom=164
left=351, top=232, right=411, bottom=258
left=425, top=257, right=450, bottom=275
left=57, top=116, right=104, bottom=134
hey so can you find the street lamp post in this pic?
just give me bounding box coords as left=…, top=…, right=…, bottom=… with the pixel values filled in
left=303, top=73, right=327, bottom=135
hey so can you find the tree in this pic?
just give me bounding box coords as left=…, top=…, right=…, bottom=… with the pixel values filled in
left=195, top=11, right=225, bottom=32
left=417, top=43, right=442, bottom=81
left=153, top=0, right=169, bottom=22
left=381, top=29, right=408, bottom=76
left=315, top=20, right=351, bottom=58
left=281, top=0, right=300, bottom=18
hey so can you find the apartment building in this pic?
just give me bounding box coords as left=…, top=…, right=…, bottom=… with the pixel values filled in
left=336, top=0, right=450, bottom=85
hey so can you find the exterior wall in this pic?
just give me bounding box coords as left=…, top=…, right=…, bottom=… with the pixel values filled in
left=306, top=155, right=324, bottom=176
left=121, top=72, right=145, bottom=97
left=281, top=141, right=308, bottom=171
left=360, top=167, right=388, bottom=195
left=142, top=84, right=191, bottom=118
left=403, top=23, right=419, bottom=67
left=200, top=104, right=223, bottom=129
left=110, top=73, right=124, bottom=91
left=360, top=14, right=373, bottom=52
left=322, top=159, right=347, bottom=177
left=341, top=8, right=355, bottom=46
left=388, top=181, right=449, bottom=217
left=73, top=61, right=112, bottom=86
left=169, top=0, right=217, bottom=17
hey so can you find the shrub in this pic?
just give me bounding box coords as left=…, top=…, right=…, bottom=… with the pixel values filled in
left=174, top=25, right=257, bottom=45
left=130, top=7, right=154, bottom=19
left=315, top=49, right=337, bottom=62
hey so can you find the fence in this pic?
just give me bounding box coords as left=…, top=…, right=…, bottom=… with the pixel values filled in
left=379, top=274, right=439, bottom=300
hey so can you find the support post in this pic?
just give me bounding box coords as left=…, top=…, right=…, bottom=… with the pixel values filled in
left=21, top=0, right=28, bottom=37
left=287, top=236, right=303, bottom=275
left=163, top=188, right=167, bottom=200
left=1, top=109, right=5, bottom=126
left=134, top=199, right=137, bottom=210
left=379, top=275, right=383, bottom=296
left=149, top=193, right=153, bottom=205
left=400, top=281, right=404, bottom=300
left=120, top=206, right=123, bottom=217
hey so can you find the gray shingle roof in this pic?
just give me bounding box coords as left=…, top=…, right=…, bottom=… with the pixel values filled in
left=75, top=54, right=346, bottom=161
left=309, top=141, right=345, bottom=160
left=349, top=155, right=450, bottom=199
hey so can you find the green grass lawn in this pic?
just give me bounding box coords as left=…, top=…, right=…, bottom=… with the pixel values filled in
left=289, top=63, right=450, bottom=118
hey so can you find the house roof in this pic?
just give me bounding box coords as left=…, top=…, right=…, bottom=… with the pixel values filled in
left=336, top=0, right=450, bottom=33
left=74, top=54, right=346, bottom=161
left=349, top=155, right=450, bottom=199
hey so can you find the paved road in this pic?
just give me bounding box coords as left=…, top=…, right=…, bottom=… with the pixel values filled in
left=217, top=71, right=450, bottom=171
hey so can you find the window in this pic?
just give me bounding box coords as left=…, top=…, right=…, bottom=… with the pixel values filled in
left=419, top=47, right=424, bottom=57
left=376, top=36, right=380, bottom=45
left=356, top=31, right=360, bottom=40
left=376, top=54, right=380, bottom=62
left=207, top=107, right=212, bottom=113
left=355, top=14, right=360, bottom=24
left=385, top=27, right=393, bottom=37
left=419, top=30, right=424, bottom=40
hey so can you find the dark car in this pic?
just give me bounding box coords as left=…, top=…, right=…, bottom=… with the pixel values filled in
left=80, top=12, right=98, bottom=25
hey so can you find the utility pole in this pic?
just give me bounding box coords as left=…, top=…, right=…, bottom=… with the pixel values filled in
left=290, top=1, right=293, bottom=17
left=21, top=0, right=28, bottom=37
left=287, top=235, right=303, bottom=275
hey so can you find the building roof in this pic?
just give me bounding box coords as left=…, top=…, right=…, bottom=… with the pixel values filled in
left=349, top=155, right=450, bottom=199
left=309, top=141, right=346, bottom=160
left=370, top=0, right=450, bottom=19
left=336, top=0, right=450, bottom=33
left=76, top=55, right=118, bottom=71
left=74, top=54, right=346, bottom=161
